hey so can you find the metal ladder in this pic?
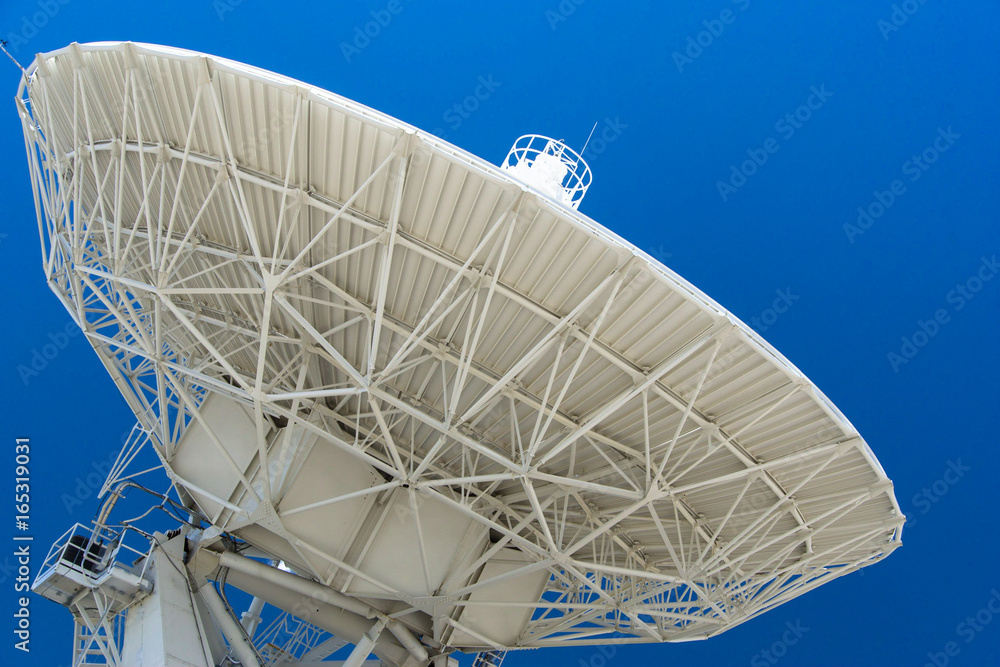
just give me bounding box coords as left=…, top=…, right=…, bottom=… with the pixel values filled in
left=472, top=649, right=507, bottom=667
left=72, top=617, right=115, bottom=665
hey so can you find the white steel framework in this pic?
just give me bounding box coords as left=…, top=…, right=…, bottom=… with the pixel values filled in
left=17, top=42, right=902, bottom=657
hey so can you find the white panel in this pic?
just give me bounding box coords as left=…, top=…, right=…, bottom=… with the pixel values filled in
left=346, top=489, right=488, bottom=598
left=171, top=393, right=264, bottom=522
left=449, top=548, right=548, bottom=648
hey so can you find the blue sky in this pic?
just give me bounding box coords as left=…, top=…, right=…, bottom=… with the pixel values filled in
left=0, top=2, right=997, bottom=666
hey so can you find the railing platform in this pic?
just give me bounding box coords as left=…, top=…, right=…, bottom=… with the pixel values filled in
left=32, top=523, right=151, bottom=616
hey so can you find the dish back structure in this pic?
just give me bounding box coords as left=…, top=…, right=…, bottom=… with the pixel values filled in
left=17, top=42, right=902, bottom=655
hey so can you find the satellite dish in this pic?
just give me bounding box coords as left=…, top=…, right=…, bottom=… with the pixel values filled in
left=20, top=42, right=901, bottom=667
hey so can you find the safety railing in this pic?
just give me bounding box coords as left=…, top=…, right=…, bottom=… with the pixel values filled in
left=36, top=523, right=148, bottom=585
left=501, top=135, right=592, bottom=210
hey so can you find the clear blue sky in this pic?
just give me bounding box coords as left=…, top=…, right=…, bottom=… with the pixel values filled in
left=1, top=2, right=998, bottom=666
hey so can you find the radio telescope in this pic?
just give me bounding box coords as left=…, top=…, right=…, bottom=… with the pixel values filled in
left=17, top=42, right=902, bottom=667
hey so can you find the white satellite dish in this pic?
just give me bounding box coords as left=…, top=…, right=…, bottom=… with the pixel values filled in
left=17, top=42, right=902, bottom=667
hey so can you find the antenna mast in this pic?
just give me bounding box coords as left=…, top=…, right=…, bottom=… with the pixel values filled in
left=580, top=121, right=598, bottom=155
left=0, top=40, right=26, bottom=72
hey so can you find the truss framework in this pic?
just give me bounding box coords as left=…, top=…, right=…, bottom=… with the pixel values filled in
left=18, top=42, right=902, bottom=652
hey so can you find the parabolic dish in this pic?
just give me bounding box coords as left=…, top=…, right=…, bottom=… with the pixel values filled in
left=17, top=42, right=902, bottom=651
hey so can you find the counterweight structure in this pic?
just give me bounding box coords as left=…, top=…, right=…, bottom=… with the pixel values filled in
left=19, top=42, right=902, bottom=666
